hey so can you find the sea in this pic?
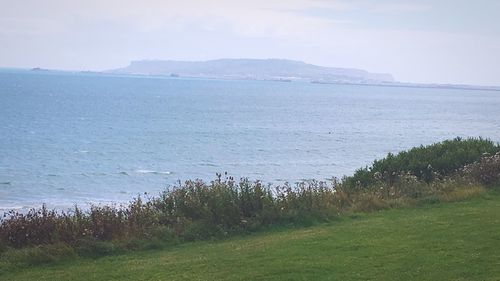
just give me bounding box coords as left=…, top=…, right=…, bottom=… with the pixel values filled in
left=1, top=69, right=500, bottom=211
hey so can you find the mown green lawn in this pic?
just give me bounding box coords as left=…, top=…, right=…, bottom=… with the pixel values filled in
left=2, top=192, right=500, bottom=281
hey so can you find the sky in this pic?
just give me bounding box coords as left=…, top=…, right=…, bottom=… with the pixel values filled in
left=1, top=0, right=499, bottom=85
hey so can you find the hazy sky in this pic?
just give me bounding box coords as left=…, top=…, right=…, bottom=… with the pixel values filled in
left=1, top=0, right=499, bottom=85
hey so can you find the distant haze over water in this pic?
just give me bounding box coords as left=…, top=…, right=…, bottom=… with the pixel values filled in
left=1, top=70, right=500, bottom=210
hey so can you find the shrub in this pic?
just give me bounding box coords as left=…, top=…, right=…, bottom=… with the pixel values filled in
left=345, top=137, right=499, bottom=188
left=0, top=205, right=59, bottom=248
left=462, top=152, right=500, bottom=186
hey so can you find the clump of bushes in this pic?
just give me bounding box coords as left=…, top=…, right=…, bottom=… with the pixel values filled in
left=0, top=138, right=499, bottom=267
left=345, top=137, right=500, bottom=188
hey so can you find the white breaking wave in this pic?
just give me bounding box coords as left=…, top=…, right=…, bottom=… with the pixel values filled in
left=135, top=169, right=172, bottom=175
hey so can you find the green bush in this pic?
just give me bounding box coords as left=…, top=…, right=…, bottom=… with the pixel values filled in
left=345, top=137, right=499, bottom=188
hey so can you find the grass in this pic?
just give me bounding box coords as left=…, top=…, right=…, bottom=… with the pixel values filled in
left=2, top=190, right=499, bottom=280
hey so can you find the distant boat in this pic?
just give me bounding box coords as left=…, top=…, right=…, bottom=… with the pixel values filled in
left=170, top=73, right=180, bottom=78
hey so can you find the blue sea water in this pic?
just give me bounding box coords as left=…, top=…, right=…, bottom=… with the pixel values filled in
left=1, top=70, right=500, bottom=210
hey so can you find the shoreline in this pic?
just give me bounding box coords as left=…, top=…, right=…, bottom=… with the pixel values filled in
left=2, top=67, right=500, bottom=92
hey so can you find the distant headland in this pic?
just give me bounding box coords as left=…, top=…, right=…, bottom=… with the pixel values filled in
left=109, top=58, right=395, bottom=84
left=107, top=58, right=500, bottom=91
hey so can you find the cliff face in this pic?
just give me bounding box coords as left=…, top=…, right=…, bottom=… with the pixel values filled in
left=111, top=59, right=395, bottom=83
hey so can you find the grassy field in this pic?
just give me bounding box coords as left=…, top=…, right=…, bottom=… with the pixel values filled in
left=2, top=191, right=500, bottom=281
